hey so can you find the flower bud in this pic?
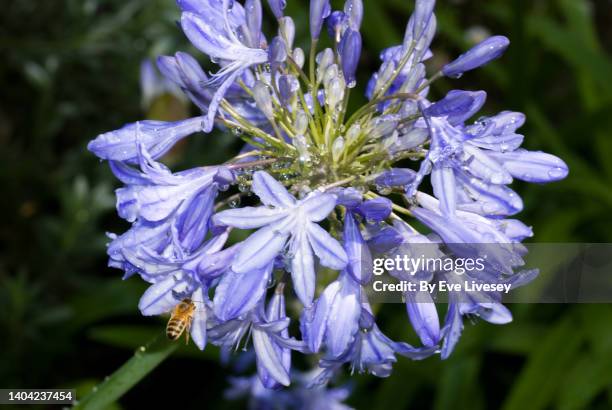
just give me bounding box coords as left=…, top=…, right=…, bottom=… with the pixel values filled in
left=326, top=77, right=345, bottom=110
left=346, top=123, right=361, bottom=143
left=411, top=0, right=435, bottom=40
left=293, top=48, right=305, bottom=68
left=370, top=116, right=397, bottom=139
left=266, top=0, right=286, bottom=19
left=344, top=0, right=363, bottom=30
left=332, top=137, right=345, bottom=161
left=268, top=36, right=287, bottom=66
left=374, top=168, right=417, bottom=188
left=339, top=29, right=362, bottom=88
left=316, top=48, right=335, bottom=83
left=326, top=11, right=345, bottom=42
left=245, top=0, right=263, bottom=48
left=253, top=82, right=274, bottom=120
left=310, top=0, right=331, bottom=40
left=293, top=134, right=311, bottom=163
left=425, top=90, right=487, bottom=125
left=295, top=110, right=309, bottom=135
left=278, top=74, right=299, bottom=106
left=323, top=63, right=339, bottom=85
left=442, top=35, right=510, bottom=78
left=358, top=198, right=392, bottom=222
left=279, top=17, right=295, bottom=48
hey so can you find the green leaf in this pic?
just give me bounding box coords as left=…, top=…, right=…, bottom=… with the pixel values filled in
left=434, top=356, right=484, bottom=410
left=88, top=324, right=220, bottom=360
left=74, top=334, right=178, bottom=410
left=557, top=353, right=612, bottom=410
left=486, top=323, right=545, bottom=355
left=501, top=315, right=583, bottom=410
left=67, top=279, right=147, bottom=331
left=526, top=14, right=612, bottom=95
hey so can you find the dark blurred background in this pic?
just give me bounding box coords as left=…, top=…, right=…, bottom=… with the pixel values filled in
left=1, top=0, right=612, bottom=409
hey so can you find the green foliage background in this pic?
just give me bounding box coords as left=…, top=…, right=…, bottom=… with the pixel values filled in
left=1, top=0, right=611, bottom=409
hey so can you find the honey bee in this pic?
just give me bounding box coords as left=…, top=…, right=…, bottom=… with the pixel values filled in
left=166, top=298, right=197, bottom=344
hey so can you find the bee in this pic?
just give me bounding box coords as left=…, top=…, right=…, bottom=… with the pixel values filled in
left=166, top=298, right=197, bottom=344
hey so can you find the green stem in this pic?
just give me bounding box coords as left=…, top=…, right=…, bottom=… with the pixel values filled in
left=373, top=41, right=416, bottom=100
left=318, top=175, right=357, bottom=191
left=74, top=334, right=177, bottom=410
left=227, top=158, right=279, bottom=170
left=344, top=92, right=419, bottom=130
left=287, top=56, right=311, bottom=86
left=366, top=191, right=414, bottom=217
left=309, top=38, right=318, bottom=85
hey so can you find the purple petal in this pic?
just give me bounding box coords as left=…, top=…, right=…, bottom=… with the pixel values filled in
left=138, top=276, right=183, bottom=316
left=411, top=206, right=479, bottom=244
left=440, top=302, right=463, bottom=359
left=405, top=291, right=440, bottom=347
left=202, top=68, right=246, bottom=133
left=232, top=216, right=295, bottom=273
left=213, top=206, right=288, bottom=229
left=300, top=193, right=337, bottom=222
left=88, top=117, right=203, bottom=163
left=109, top=161, right=150, bottom=186
left=174, top=186, right=216, bottom=252
left=456, top=171, right=523, bottom=216
left=326, top=275, right=361, bottom=357
left=116, top=171, right=215, bottom=223
left=307, top=222, right=348, bottom=269
left=462, top=145, right=513, bottom=185
left=289, top=229, right=316, bottom=306
left=252, top=171, right=296, bottom=208
left=468, top=133, right=524, bottom=153
left=475, top=302, right=512, bottom=324
left=492, top=219, right=533, bottom=241
left=488, top=150, right=569, bottom=183
left=213, top=263, right=272, bottom=320
left=190, top=287, right=208, bottom=350
left=431, top=165, right=456, bottom=217
left=252, top=327, right=291, bottom=386
left=302, top=280, right=341, bottom=353
left=189, top=244, right=240, bottom=279
left=344, top=213, right=373, bottom=284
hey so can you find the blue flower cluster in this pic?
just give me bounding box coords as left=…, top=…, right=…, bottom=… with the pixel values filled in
left=89, top=0, right=568, bottom=404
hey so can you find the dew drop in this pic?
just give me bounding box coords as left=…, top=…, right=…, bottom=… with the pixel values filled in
left=547, top=167, right=566, bottom=179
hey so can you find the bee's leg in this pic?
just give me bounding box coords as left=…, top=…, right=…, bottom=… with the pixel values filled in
left=185, top=317, right=193, bottom=345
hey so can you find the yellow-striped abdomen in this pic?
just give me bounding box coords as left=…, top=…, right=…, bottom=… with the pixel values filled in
left=166, top=298, right=196, bottom=342
left=166, top=317, right=188, bottom=340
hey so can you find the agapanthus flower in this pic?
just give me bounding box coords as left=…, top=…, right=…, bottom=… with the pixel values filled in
left=90, top=0, right=568, bottom=404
